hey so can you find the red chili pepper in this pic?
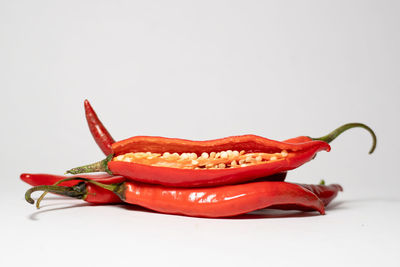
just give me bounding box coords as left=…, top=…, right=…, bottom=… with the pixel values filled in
left=23, top=174, right=343, bottom=216
left=270, top=181, right=343, bottom=212
left=84, top=99, right=115, bottom=155
left=299, top=181, right=343, bottom=207
left=26, top=177, right=340, bottom=217
left=21, top=173, right=124, bottom=204
left=66, top=123, right=375, bottom=187
left=20, top=172, right=287, bottom=205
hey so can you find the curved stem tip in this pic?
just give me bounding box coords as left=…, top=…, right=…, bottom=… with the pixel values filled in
left=25, top=183, right=86, bottom=208
left=312, top=123, right=377, bottom=154
left=24, top=177, right=121, bottom=209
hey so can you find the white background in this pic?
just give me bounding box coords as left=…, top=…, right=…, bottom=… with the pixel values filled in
left=1, top=1, right=399, bottom=266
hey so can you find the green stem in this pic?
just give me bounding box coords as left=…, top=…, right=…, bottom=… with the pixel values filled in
left=25, top=182, right=87, bottom=206
left=311, top=123, right=377, bottom=154
left=66, top=154, right=113, bottom=175
left=25, top=177, right=122, bottom=209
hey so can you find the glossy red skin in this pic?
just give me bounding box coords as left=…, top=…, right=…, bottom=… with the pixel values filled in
left=283, top=136, right=313, bottom=144
left=108, top=135, right=330, bottom=187
left=84, top=99, right=115, bottom=155
left=20, top=173, right=124, bottom=204
left=122, top=181, right=325, bottom=218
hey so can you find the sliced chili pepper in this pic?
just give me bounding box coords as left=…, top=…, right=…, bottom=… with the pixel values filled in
left=66, top=123, right=375, bottom=187
left=25, top=178, right=329, bottom=218
left=83, top=100, right=309, bottom=154
left=83, top=101, right=316, bottom=156
left=84, top=99, right=115, bottom=155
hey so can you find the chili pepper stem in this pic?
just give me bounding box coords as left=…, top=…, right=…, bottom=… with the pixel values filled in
left=25, top=177, right=123, bottom=209
left=311, top=123, right=377, bottom=154
left=25, top=183, right=87, bottom=206
left=66, top=154, right=113, bottom=175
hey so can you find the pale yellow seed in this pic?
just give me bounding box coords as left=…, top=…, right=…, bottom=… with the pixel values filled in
left=191, top=160, right=199, bottom=165
left=201, top=152, right=209, bottom=159
left=190, top=153, right=198, bottom=159
left=163, top=152, right=170, bottom=158
left=233, top=150, right=240, bottom=157
left=215, top=152, right=221, bottom=159
left=245, top=156, right=252, bottom=163
left=135, top=152, right=146, bottom=158
left=123, top=157, right=131, bottom=162
left=281, top=150, right=288, bottom=157
left=239, top=159, right=245, bottom=165
left=218, top=163, right=226, bottom=168
left=221, top=151, right=228, bottom=159
left=241, top=164, right=247, bottom=167
left=115, top=155, right=124, bottom=161
left=231, top=160, right=238, bottom=167
left=256, top=156, right=262, bottom=162
left=270, top=156, right=277, bottom=161
left=181, top=153, right=189, bottom=160
left=210, top=152, right=216, bottom=159
left=240, top=150, right=245, bottom=155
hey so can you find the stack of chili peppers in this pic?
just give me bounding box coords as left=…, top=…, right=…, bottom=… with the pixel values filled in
left=22, top=100, right=376, bottom=218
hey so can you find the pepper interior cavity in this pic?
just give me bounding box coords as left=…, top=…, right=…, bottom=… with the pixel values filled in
left=113, top=149, right=289, bottom=169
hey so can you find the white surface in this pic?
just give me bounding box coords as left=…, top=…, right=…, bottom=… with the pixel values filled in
left=1, top=1, right=399, bottom=266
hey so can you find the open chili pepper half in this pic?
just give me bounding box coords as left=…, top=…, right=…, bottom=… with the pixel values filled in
left=66, top=123, right=376, bottom=187
left=25, top=177, right=342, bottom=218
left=82, top=99, right=326, bottom=155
